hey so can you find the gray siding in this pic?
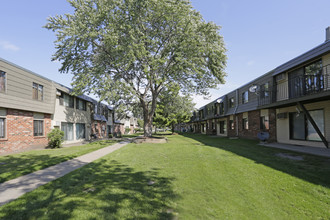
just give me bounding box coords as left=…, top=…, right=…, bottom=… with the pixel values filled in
left=0, top=59, right=55, bottom=114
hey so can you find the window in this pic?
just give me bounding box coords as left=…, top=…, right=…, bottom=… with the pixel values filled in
left=220, top=121, right=226, bottom=134
left=76, top=123, right=86, bottom=139
left=33, top=120, right=44, bottom=136
left=76, top=98, right=86, bottom=111
left=289, top=109, right=324, bottom=141
left=60, top=93, right=74, bottom=108
left=242, top=118, right=248, bottom=130
left=61, top=122, right=74, bottom=141
left=229, top=98, right=235, bottom=108
left=260, top=83, right=269, bottom=99
left=242, top=91, right=248, bottom=104
left=0, top=118, right=5, bottom=138
left=229, top=120, right=234, bottom=130
left=219, top=103, right=224, bottom=115
left=260, top=116, right=269, bottom=130
left=32, top=83, right=43, bottom=101
left=0, top=71, right=6, bottom=93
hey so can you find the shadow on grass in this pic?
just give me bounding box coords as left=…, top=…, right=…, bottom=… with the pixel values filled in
left=0, top=160, right=178, bottom=219
left=182, top=133, right=330, bottom=188
left=0, top=140, right=118, bottom=184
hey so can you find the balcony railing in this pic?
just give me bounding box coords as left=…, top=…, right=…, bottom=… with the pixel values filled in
left=258, top=65, right=330, bottom=106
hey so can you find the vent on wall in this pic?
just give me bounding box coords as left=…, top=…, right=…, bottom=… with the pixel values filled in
left=277, top=112, right=288, bottom=119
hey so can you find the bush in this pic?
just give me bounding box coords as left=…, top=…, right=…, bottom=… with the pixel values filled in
left=125, top=127, right=131, bottom=134
left=108, top=133, right=113, bottom=138
left=47, top=128, right=64, bottom=148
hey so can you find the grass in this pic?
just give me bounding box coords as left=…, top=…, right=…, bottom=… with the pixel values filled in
left=0, top=140, right=118, bottom=183
left=0, top=134, right=329, bottom=219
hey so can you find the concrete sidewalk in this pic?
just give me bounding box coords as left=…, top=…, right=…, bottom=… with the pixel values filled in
left=0, top=141, right=129, bottom=206
left=260, top=142, right=330, bottom=158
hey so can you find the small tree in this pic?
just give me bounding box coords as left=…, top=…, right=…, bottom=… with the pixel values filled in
left=47, top=128, right=64, bottom=148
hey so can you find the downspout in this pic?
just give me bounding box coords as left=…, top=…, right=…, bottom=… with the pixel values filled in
left=234, top=89, right=239, bottom=137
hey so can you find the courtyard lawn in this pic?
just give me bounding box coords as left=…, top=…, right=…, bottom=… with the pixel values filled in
left=0, top=140, right=118, bottom=183
left=0, top=134, right=329, bottom=219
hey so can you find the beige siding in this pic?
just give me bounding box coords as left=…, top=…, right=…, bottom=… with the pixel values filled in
left=276, top=73, right=288, bottom=101
left=52, top=95, right=92, bottom=143
left=0, top=60, right=55, bottom=114
left=276, top=100, right=330, bottom=147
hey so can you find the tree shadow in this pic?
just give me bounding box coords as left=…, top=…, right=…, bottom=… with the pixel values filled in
left=0, top=160, right=179, bottom=219
left=0, top=140, right=117, bottom=184
left=181, top=133, right=330, bottom=188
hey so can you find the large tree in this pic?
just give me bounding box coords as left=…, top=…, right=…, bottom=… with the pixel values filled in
left=45, top=0, right=227, bottom=137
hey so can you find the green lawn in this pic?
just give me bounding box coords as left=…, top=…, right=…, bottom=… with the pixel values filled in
left=0, top=134, right=329, bottom=219
left=0, top=140, right=118, bottom=183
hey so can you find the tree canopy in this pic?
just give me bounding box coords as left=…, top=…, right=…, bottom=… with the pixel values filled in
left=153, top=87, right=195, bottom=132
left=45, top=0, right=227, bottom=137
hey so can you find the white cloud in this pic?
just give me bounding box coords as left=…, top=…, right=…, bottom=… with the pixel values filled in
left=0, top=41, right=20, bottom=51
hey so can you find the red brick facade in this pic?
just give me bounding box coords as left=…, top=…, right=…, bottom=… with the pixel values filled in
left=114, top=123, right=124, bottom=137
left=187, top=109, right=276, bottom=142
left=92, top=121, right=107, bottom=138
left=0, top=109, right=51, bottom=154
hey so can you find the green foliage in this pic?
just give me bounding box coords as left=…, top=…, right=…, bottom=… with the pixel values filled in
left=125, top=127, right=131, bottom=134
left=137, top=118, right=144, bottom=128
left=108, top=134, right=113, bottom=138
left=45, top=0, right=227, bottom=136
left=47, top=128, right=64, bottom=149
left=153, top=87, right=195, bottom=131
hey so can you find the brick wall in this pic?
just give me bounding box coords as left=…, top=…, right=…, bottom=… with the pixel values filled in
left=227, top=116, right=237, bottom=137
left=0, top=109, right=51, bottom=154
left=236, top=110, right=276, bottom=141
left=92, top=121, right=107, bottom=138
left=114, top=123, right=124, bottom=137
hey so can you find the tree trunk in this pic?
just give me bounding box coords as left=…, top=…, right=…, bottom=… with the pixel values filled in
left=143, top=115, right=153, bottom=137
left=140, top=88, right=160, bottom=137
left=171, top=123, right=175, bottom=133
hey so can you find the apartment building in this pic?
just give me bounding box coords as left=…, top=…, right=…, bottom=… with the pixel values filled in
left=0, top=57, right=116, bottom=154
left=0, top=58, right=55, bottom=154
left=184, top=27, right=330, bottom=149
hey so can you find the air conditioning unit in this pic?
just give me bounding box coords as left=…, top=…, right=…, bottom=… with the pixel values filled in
left=277, top=112, right=288, bottom=119
left=276, top=73, right=286, bottom=82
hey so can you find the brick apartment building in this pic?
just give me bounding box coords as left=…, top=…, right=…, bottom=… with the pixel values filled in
left=178, top=27, right=330, bottom=149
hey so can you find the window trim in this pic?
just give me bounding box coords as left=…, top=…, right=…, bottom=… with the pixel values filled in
left=229, top=98, right=235, bottom=108
left=289, top=109, right=324, bottom=142
left=0, top=117, right=6, bottom=139
left=32, top=82, right=44, bottom=101
left=260, top=115, right=269, bottom=130
left=0, top=70, right=6, bottom=93
left=33, top=119, right=44, bottom=137
left=242, top=118, right=249, bottom=130
left=242, top=91, right=249, bottom=104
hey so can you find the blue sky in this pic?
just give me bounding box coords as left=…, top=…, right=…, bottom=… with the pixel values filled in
left=1, top=0, right=330, bottom=108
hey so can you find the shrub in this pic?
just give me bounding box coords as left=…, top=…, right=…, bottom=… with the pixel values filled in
left=108, top=133, right=113, bottom=138
left=125, top=127, right=131, bottom=134
left=47, top=128, right=64, bottom=148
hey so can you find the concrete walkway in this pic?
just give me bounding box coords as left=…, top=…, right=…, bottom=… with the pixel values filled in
left=0, top=141, right=129, bottom=206
left=261, top=142, right=330, bottom=158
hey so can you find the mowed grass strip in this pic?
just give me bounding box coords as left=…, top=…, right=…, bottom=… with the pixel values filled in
left=0, top=140, right=119, bottom=183
left=0, top=134, right=329, bottom=219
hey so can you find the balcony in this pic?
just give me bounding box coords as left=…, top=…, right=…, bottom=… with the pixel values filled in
left=258, top=65, right=330, bottom=107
